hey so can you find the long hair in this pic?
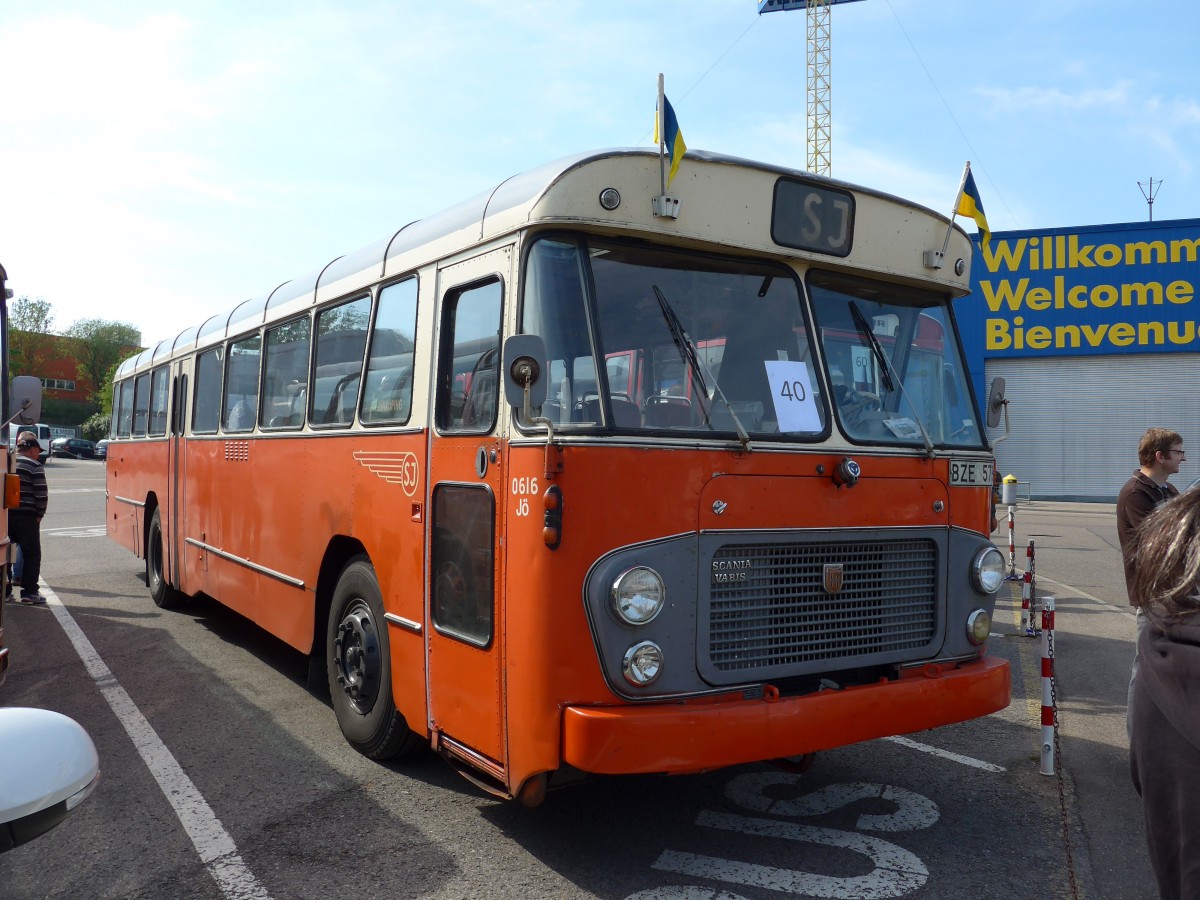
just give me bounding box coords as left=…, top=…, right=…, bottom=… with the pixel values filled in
left=1131, top=484, right=1200, bottom=623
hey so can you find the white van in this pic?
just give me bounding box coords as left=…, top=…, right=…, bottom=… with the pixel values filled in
left=8, top=424, right=50, bottom=463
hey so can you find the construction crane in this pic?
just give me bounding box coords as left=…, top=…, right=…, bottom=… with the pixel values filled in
left=758, top=0, right=866, bottom=177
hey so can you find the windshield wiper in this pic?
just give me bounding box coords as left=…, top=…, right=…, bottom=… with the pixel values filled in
left=653, top=285, right=751, bottom=452
left=848, top=301, right=894, bottom=394
left=847, top=300, right=935, bottom=456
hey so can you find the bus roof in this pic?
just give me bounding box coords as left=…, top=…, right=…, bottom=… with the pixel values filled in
left=116, top=147, right=972, bottom=379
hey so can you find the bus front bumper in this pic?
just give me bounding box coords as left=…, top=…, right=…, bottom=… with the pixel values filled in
left=562, top=654, right=1010, bottom=775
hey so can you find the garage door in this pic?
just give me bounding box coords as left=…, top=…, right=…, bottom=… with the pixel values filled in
left=985, top=354, right=1200, bottom=501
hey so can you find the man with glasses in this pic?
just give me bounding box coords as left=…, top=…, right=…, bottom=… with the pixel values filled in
left=1117, top=427, right=1185, bottom=737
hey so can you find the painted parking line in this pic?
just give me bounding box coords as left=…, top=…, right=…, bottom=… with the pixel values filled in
left=42, top=581, right=273, bottom=900
left=882, top=735, right=1005, bottom=772
left=43, top=526, right=107, bottom=538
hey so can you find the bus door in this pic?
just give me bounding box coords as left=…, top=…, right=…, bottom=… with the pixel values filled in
left=426, top=251, right=509, bottom=778
left=168, top=361, right=188, bottom=590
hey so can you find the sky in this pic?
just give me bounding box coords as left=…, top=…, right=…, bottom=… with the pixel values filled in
left=2, top=0, right=1198, bottom=349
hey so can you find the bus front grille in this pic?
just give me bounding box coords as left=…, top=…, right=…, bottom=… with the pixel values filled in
left=706, top=538, right=938, bottom=675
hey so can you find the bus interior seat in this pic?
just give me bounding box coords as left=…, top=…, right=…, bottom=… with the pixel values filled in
left=610, top=395, right=641, bottom=428
left=645, top=395, right=692, bottom=427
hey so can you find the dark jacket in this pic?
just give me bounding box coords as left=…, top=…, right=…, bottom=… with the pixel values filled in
left=13, top=453, right=48, bottom=518
left=1130, top=617, right=1200, bottom=900
left=1117, top=472, right=1179, bottom=605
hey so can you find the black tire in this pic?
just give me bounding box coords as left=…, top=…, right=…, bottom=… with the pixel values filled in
left=327, top=556, right=423, bottom=760
left=147, top=509, right=184, bottom=609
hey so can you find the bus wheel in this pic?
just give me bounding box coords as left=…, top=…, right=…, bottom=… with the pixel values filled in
left=147, top=510, right=183, bottom=609
left=327, top=556, right=422, bottom=760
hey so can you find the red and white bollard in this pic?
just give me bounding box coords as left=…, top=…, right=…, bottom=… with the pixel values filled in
left=1005, top=507, right=1020, bottom=580
left=1021, top=540, right=1040, bottom=636
left=1040, top=595, right=1056, bottom=776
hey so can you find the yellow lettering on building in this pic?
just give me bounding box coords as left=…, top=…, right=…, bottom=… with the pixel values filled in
left=987, top=317, right=1200, bottom=351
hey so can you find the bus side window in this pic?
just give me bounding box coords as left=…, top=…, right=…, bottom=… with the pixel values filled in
left=361, top=279, right=418, bottom=425
left=438, top=280, right=502, bottom=434
left=261, top=316, right=311, bottom=430
left=223, top=335, right=261, bottom=433
left=116, top=379, right=134, bottom=438
left=148, top=366, right=170, bottom=437
left=431, top=485, right=494, bottom=647
left=132, top=372, right=151, bottom=437
left=311, top=294, right=371, bottom=427
left=193, top=347, right=224, bottom=434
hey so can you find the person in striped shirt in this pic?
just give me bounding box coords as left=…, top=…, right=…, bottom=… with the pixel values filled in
left=10, top=430, right=48, bottom=604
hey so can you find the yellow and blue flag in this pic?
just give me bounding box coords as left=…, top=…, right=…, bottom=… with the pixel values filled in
left=955, top=167, right=991, bottom=244
left=654, top=95, right=687, bottom=187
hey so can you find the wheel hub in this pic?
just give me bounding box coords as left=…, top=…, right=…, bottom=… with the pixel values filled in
left=334, top=603, right=379, bottom=714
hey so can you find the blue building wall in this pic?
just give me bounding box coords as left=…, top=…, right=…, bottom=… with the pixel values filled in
left=953, top=217, right=1200, bottom=406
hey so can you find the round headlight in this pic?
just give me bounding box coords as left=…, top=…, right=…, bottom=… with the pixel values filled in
left=622, top=641, right=664, bottom=686
left=611, top=566, right=665, bottom=625
left=971, top=546, right=1005, bottom=594
left=966, top=609, right=991, bottom=645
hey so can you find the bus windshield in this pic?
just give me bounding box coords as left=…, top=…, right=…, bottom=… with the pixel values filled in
left=520, top=236, right=827, bottom=438
left=808, top=270, right=984, bottom=448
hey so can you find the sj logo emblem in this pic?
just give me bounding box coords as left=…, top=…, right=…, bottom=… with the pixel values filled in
left=822, top=563, right=844, bottom=594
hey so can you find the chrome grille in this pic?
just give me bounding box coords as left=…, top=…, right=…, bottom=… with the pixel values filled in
left=707, top=538, right=938, bottom=674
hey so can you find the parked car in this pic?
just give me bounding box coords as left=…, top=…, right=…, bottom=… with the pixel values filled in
left=94, top=439, right=111, bottom=460
left=9, top=424, right=50, bottom=463
left=50, top=438, right=96, bottom=459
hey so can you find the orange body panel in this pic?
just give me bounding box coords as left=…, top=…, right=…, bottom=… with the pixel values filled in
left=109, top=431, right=1003, bottom=794
left=560, top=654, right=1010, bottom=774
left=499, top=444, right=1000, bottom=790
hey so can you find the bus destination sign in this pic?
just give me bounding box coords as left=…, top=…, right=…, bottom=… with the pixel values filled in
left=771, top=178, right=855, bottom=258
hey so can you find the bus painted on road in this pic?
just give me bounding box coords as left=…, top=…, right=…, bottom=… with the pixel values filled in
left=105, top=148, right=1009, bottom=803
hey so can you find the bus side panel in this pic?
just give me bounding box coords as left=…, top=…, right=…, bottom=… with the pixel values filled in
left=105, top=439, right=170, bottom=559
left=350, top=432, right=430, bottom=742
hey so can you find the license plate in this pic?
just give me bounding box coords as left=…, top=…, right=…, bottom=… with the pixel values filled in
left=949, top=459, right=993, bottom=487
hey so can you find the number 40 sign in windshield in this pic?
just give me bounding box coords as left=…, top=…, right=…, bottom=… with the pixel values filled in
left=765, top=361, right=821, bottom=432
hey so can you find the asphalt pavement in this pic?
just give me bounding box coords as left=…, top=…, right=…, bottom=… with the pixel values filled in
left=993, top=499, right=1153, bottom=900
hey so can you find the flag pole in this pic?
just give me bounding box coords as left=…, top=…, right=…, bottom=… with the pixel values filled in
left=657, top=73, right=667, bottom=197
left=939, top=160, right=971, bottom=257
left=926, top=160, right=971, bottom=269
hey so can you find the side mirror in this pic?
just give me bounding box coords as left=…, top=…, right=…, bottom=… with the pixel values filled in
left=0, top=708, right=100, bottom=853
left=502, top=335, right=548, bottom=409
left=7, top=375, right=43, bottom=427
left=985, top=377, right=1006, bottom=429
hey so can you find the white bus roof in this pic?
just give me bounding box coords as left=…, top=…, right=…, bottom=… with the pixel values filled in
left=117, top=147, right=972, bottom=378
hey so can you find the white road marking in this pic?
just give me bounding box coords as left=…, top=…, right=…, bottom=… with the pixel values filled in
left=882, top=735, right=1006, bottom=772
left=42, top=581, right=273, bottom=900
left=1037, top=574, right=1137, bottom=621
left=43, top=526, right=106, bottom=538
left=654, top=810, right=928, bottom=899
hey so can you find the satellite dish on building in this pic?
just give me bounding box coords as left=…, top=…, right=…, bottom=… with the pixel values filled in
left=986, top=376, right=1008, bottom=434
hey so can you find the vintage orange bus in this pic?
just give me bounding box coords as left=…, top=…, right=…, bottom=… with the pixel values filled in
left=106, top=149, right=1009, bottom=803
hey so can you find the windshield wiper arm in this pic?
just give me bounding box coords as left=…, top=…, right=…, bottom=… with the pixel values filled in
left=653, top=285, right=751, bottom=452
left=847, top=300, right=935, bottom=456
left=848, top=301, right=894, bottom=393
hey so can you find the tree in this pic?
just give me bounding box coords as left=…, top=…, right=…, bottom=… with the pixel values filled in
left=9, top=295, right=57, bottom=379
left=64, top=319, right=143, bottom=403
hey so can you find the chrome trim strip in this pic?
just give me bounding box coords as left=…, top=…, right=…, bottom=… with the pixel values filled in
left=439, top=734, right=505, bottom=781
left=183, top=537, right=305, bottom=589
left=384, top=613, right=423, bottom=634
left=114, top=495, right=146, bottom=508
